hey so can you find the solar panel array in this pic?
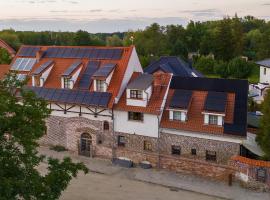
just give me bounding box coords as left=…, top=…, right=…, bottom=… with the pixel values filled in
left=18, top=46, right=41, bottom=57
left=17, top=74, right=27, bottom=81
left=93, top=63, right=116, bottom=77
left=32, top=60, right=54, bottom=75
left=62, top=60, right=82, bottom=76
left=204, top=91, right=227, bottom=113
left=169, top=89, right=193, bottom=109
left=29, top=87, right=112, bottom=107
left=11, top=58, right=37, bottom=71
left=43, top=47, right=123, bottom=60
left=78, top=61, right=100, bottom=90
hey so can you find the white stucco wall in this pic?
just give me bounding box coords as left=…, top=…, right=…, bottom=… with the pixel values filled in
left=115, top=47, right=143, bottom=103
left=260, top=66, right=270, bottom=84
left=114, top=110, right=159, bottom=138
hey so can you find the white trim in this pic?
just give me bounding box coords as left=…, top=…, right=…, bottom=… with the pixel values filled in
left=168, top=108, right=188, bottom=112
left=161, top=128, right=245, bottom=144
left=202, top=112, right=225, bottom=116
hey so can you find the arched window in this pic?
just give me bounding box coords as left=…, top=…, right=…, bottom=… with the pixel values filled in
left=103, top=121, right=109, bottom=131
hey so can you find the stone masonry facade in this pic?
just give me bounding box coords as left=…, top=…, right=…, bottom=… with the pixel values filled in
left=41, top=115, right=241, bottom=181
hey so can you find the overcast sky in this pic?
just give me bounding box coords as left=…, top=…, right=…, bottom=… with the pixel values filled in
left=0, top=0, right=269, bottom=32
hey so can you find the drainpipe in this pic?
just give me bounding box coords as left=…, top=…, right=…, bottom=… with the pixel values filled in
left=157, top=114, right=161, bottom=169
left=111, top=99, right=116, bottom=163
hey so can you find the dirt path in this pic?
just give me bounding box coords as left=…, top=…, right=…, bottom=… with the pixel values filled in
left=60, top=171, right=224, bottom=200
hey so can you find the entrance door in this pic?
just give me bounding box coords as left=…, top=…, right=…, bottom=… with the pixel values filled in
left=79, top=133, right=92, bottom=157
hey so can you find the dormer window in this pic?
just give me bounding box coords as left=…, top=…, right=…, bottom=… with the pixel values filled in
left=63, top=77, right=73, bottom=89
left=209, top=115, right=218, bottom=125
left=203, top=113, right=224, bottom=126
left=96, top=80, right=106, bottom=92
left=31, top=60, right=54, bottom=87
left=130, top=90, right=142, bottom=99
left=169, top=110, right=187, bottom=122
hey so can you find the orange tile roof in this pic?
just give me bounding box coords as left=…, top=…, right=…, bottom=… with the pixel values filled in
left=0, top=64, right=10, bottom=79
left=114, top=72, right=172, bottom=115
left=160, top=90, right=236, bottom=135
left=11, top=45, right=134, bottom=109
left=231, top=156, right=270, bottom=168
left=0, top=39, right=15, bottom=56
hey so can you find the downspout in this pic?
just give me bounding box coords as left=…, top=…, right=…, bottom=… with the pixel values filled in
left=111, top=99, right=116, bottom=162
left=157, top=114, right=161, bottom=169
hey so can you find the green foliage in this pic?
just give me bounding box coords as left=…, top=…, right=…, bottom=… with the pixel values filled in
left=106, top=34, right=123, bottom=46
left=214, top=60, right=229, bottom=78
left=256, top=91, right=270, bottom=160
left=227, top=57, right=255, bottom=79
left=0, top=48, right=12, bottom=64
left=0, top=74, right=88, bottom=199
left=194, top=56, right=215, bottom=74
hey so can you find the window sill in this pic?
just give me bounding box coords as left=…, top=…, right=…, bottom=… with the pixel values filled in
left=128, top=119, right=144, bottom=123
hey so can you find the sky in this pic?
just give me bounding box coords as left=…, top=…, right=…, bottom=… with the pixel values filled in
left=0, top=0, right=270, bottom=33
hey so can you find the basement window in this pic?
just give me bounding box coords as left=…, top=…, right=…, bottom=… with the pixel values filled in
left=256, top=168, right=267, bottom=183
left=118, top=136, right=125, bottom=147
left=143, top=140, right=152, bottom=151
left=206, top=150, right=216, bottom=162
left=191, top=148, right=197, bottom=155
left=171, top=145, right=181, bottom=155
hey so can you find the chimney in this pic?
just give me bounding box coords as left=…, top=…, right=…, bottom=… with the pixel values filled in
left=36, top=50, right=44, bottom=62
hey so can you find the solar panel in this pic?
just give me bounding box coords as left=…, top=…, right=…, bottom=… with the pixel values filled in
left=74, top=90, right=86, bottom=104
left=45, top=89, right=56, bottom=100
left=39, top=88, right=49, bottom=98
left=170, top=90, right=193, bottom=109
left=62, top=60, right=82, bottom=76
left=12, top=58, right=36, bottom=71
left=204, top=91, right=227, bottom=113
left=78, top=61, right=100, bottom=90
left=57, top=89, right=70, bottom=102
left=32, top=60, right=54, bottom=75
left=18, top=46, right=40, bottom=57
left=66, top=90, right=78, bottom=103
left=99, top=92, right=112, bottom=107
left=112, top=49, right=123, bottom=60
left=11, top=58, right=23, bottom=70
left=93, top=63, right=116, bottom=77
left=24, top=58, right=37, bottom=71
left=56, top=48, right=66, bottom=58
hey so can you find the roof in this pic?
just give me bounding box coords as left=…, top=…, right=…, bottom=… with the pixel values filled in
left=0, top=64, right=10, bottom=79
left=144, top=56, right=203, bottom=77
left=8, top=45, right=134, bottom=109
left=256, top=59, right=270, bottom=68
left=62, top=60, right=82, bottom=76
left=204, top=91, right=227, bottom=113
left=161, top=77, right=248, bottom=137
left=32, top=60, right=54, bottom=75
left=93, top=63, right=117, bottom=78
left=169, top=89, right=192, bottom=109
left=0, top=39, right=16, bottom=56
left=115, top=72, right=172, bottom=115
left=127, top=73, right=153, bottom=90
left=231, top=156, right=270, bottom=168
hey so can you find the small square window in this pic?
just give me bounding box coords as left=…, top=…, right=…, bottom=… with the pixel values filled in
left=128, top=112, right=144, bottom=121
left=96, top=80, right=105, bottom=92
left=130, top=90, right=143, bottom=99
left=118, top=136, right=125, bottom=147
left=63, top=77, right=72, bottom=89
left=173, top=111, right=181, bottom=121
left=171, top=145, right=181, bottom=155
left=206, top=150, right=216, bottom=161
left=191, top=148, right=197, bottom=155
left=144, top=141, right=152, bottom=151
left=209, top=115, right=218, bottom=125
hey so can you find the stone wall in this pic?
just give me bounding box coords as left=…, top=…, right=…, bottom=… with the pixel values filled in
left=230, top=156, right=270, bottom=189
left=41, top=115, right=114, bottom=159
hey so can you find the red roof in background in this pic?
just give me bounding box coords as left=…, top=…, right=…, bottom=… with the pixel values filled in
left=0, top=65, right=10, bottom=79
left=0, top=39, right=16, bottom=56
left=115, top=72, right=172, bottom=115
left=10, top=45, right=134, bottom=108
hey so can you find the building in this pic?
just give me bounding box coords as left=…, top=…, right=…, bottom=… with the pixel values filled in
left=4, top=45, right=250, bottom=180
left=0, top=39, right=16, bottom=57
left=144, top=56, right=203, bottom=77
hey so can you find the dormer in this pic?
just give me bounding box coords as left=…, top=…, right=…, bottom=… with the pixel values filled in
left=168, top=90, right=192, bottom=122
left=202, top=91, right=227, bottom=126
left=92, top=63, right=116, bottom=92
left=61, top=60, right=83, bottom=89
left=126, top=74, right=153, bottom=107
left=31, top=60, right=54, bottom=87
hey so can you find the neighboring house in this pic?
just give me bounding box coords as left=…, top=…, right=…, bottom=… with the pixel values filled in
left=250, top=59, right=270, bottom=103
left=144, top=56, right=203, bottom=77
left=0, top=39, right=16, bottom=57
left=0, top=64, right=10, bottom=79
left=3, top=45, right=250, bottom=180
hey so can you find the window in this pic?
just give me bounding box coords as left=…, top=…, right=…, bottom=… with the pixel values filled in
left=130, top=90, right=143, bottom=99
left=209, top=115, right=218, bottom=125
left=96, top=80, right=105, bottom=92
left=63, top=77, right=72, bottom=89
left=191, top=148, right=197, bottom=155
left=144, top=141, right=152, bottom=151
left=128, top=112, right=144, bottom=121
left=256, top=168, right=267, bottom=183
left=264, top=68, right=267, bottom=75
left=171, top=145, right=181, bottom=155
left=118, top=136, right=125, bottom=147
left=173, top=111, right=181, bottom=121
left=103, top=121, right=109, bottom=131
left=206, top=150, right=216, bottom=161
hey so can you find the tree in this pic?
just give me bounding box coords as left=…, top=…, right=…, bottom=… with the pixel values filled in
left=227, top=57, right=254, bottom=79
left=0, top=74, right=88, bottom=199
left=0, top=48, right=12, bottom=64
left=73, top=30, right=91, bottom=46
left=256, top=90, right=270, bottom=160
left=214, top=60, right=229, bottom=78
left=106, top=34, right=123, bottom=46
left=194, top=56, right=215, bottom=75
left=231, top=15, right=244, bottom=57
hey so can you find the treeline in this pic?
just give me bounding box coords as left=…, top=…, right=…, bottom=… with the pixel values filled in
left=0, top=15, right=270, bottom=79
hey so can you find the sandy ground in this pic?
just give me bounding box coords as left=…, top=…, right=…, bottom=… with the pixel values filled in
left=60, top=171, right=224, bottom=200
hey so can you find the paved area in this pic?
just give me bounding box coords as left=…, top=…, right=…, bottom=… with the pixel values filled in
left=38, top=146, right=270, bottom=200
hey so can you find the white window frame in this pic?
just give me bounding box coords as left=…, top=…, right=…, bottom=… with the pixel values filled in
left=96, top=80, right=106, bottom=92
left=203, top=113, right=224, bottom=126
left=169, top=110, right=187, bottom=122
